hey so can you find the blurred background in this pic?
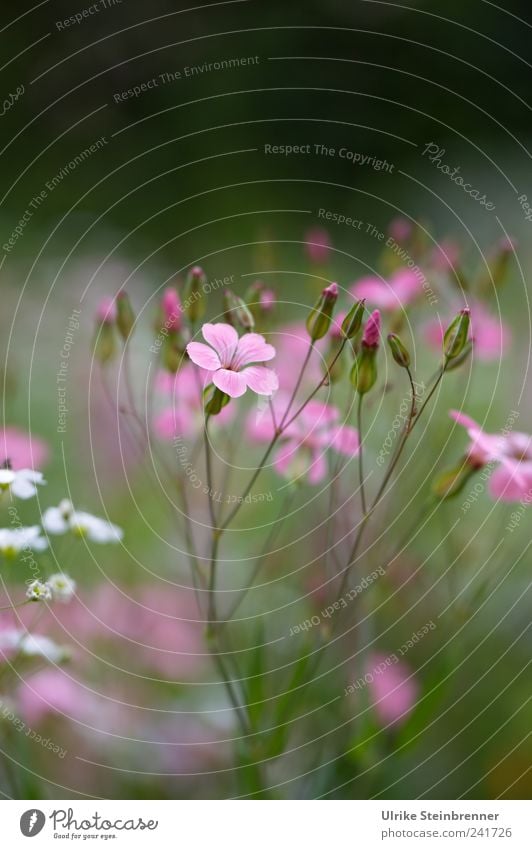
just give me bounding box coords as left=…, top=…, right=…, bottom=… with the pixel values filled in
left=0, top=0, right=531, bottom=799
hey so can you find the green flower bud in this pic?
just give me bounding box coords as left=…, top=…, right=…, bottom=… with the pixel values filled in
left=223, top=290, right=255, bottom=330
left=350, top=346, right=377, bottom=395
left=387, top=333, right=411, bottom=368
left=115, top=291, right=135, bottom=340
left=162, top=333, right=185, bottom=373
left=432, top=459, right=477, bottom=499
left=183, top=266, right=206, bottom=323
left=444, top=340, right=472, bottom=371
left=306, top=283, right=338, bottom=341
left=341, top=298, right=366, bottom=339
left=443, top=308, right=470, bottom=360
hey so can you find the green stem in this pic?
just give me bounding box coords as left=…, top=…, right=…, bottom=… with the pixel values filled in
left=356, top=393, right=367, bottom=516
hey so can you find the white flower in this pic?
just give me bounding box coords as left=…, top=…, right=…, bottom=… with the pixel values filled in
left=0, top=630, right=67, bottom=663
left=0, top=526, right=48, bottom=557
left=47, top=572, right=76, bottom=602
left=0, top=468, right=45, bottom=500
left=26, top=580, right=52, bottom=602
left=42, top=499, right=123, bottom=544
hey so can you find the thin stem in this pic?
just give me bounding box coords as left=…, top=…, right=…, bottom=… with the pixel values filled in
left=283, top=339, right=347, bottom=431
left=356, top=393, right=367, bottom=516
left=279, top=342, right=314, bottom=429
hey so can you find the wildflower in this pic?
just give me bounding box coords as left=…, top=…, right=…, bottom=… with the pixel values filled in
left=366, top=653, right=419, bottom=727
left=42, top=499, right=123, bottom=543
left=93, top=296, right=117, bottom=364
left=186, top=323, right=278, bottom=398
left=450, top=410, right=532, bottom=502
left=26, top=580, right=52, bottom=602
left=183, top=266, right=206, bottom=322
left=388, top=217, right=413, bottom=243
left=0, top=468, right=45, bottom=499
left=0, top=427, right=49, bottom=470
left=351, top=269, right=421, bottom=310
left=248, top=396, right=359, bottom=484
left=19, top=633, right=68, bottom=663
left=387, top=333, right=411, bottom=368
left=305, top=227, right=331, bottom=264
left=0, top=526, right=48, bottom=557
left=223, top=290, right=255, bottom=330
left=47, top=573, right=77, bottom=603
left=443, top=308, right=470, bottom=360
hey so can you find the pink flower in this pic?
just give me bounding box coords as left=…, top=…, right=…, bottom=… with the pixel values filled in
left=154, top=364, right=233, bottom=440
left=96, top=296, right=116, bottom=324
left=450, top=410, right=532, bottom=501
left=388, top=217, right=412, bottom=243
left=18, top=669, right=88, bottom=726
left=362, top=309, right=381, bottom=347
left=0, top=427, right=49, bottom=470
left=248, top=395, right=359, bottom=484
left=351, top=269, right=421, bottom=310
left=423, top=301, right=509, bottom=361
left=305, top=227, right=331, bottom=264
left=186, top=323, right=278, bottom=398
left=366, top=653, right=418, bottom=727
left=430, top=239, right=460, bottom=272
left=161, top=287, right=182, bottom=330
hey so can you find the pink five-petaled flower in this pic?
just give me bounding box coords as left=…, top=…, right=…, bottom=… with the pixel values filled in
left=450, top=410, right=532, bottom=502
left=248, top=395, right=359, bottom=484
left=186, top=323, right=278, bottom=398
left=351, top=269, right=421, bottom=311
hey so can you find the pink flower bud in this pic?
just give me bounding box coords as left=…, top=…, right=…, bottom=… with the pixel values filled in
left=305, top=227, right=331, bottom=264
left=96, top=297, right=116, bottom=325
left=362, top=309, right=381, bottom=348
left=259, top=288, right=276, bottom=312
left=161, top=287, right=182, bottom=330
left=388, top=217, right=412, bottom=243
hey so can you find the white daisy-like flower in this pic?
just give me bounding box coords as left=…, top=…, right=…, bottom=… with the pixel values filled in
left=47, top=572, right=76, bottom=602
left=26, top=580, right=52, bottom=602
left=0, top=526, right=48, bottom=557
left=0, top=468, right=45, bottom=500
left=42, top=499, right=123, bottom=544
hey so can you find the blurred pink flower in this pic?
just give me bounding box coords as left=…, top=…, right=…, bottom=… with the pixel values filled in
left=388, top=217, right=413, bottom=243
left=248, top=395, right=359, bottom=484
left=95, top=296, right=116, bottom=324
left=0, top=427, right=49, bottom=470
left=450, top=410, right=532, bottom=501
left=423, top=301, right=509, bottom=361
left=186, top=323, right=278, bottom=398
left=351, top=269, right=421, bottom=310
left=366, top=653, right=418, bottom=727
left=161, top=287, right=182, bottom=331
left=305, top=227, right=331, bottom=264
left=154, top=364, right=233, bottom=440
left=271, top=322, right=323, bottom=391
left=430, top=239, right=461, bottom=272
left=18, top=669, right=89, bottom=726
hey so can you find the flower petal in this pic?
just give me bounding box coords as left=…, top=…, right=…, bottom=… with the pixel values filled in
left=186, top=341, right=221, bottom=371
left=202, top=323, right=239, bottom=366
left=232, top=333, right=276, bottom=368
left=330, top=425, right=360, bottom=455
left=42, top=508, right=69, bottom=535
left=11, top=478, right=37, bottom=499
left=308, top=450, right=328, bottom=484
left=242, top=366, right=279, bottom=396
left=212, top=368, right=247, bottom=398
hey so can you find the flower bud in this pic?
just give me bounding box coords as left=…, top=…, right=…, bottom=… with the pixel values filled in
left=161, top=287, right=182, bottom=331
left=245, top=281, right=276, bottom=323
left=223, top=290, right=255, bottom=330
left=444, top=340, right=472, bottom=371
left=305, top=227, right=331, bottom=264
left=115, top=291, right=135, bottom=340
left=443, top=308, right=470, bottom=360
left=162, top=334, right=185, bottom=373
left=204, top=386, right=230, bottom=416
left=387, top=333, right=410, bottom=368
left=362, top=309, right=381, bottom=348
left=93, top=298, right=116, bottom=365
left=432, top=458, right=477, bottom=499
left=306, top=282, right=339, bottom=341
left=183, top=266, right=206, bottom=323
left=350, top=346, right=378, bottom=394
left=341, top=299, right=366, bottom=339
